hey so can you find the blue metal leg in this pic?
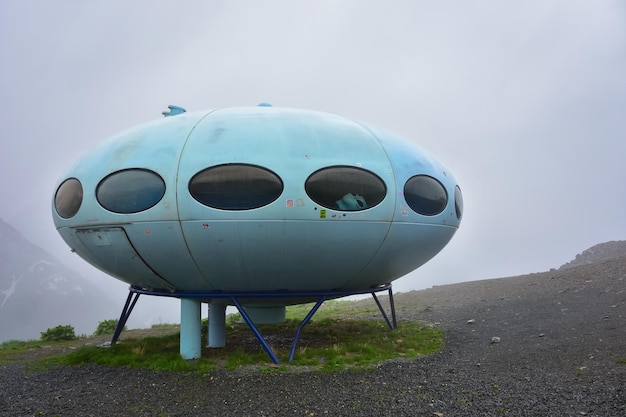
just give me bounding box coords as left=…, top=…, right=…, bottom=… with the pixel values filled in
left=372, top=287, right=397, bottom=330
left=288, top=296, right=327, bottom=362
left=230, top=297, right=281, bottom=364
left=111, top=290, right=140, bottom=344
left=388, top=286, right=397, bottom=329
left=120, top=284, right=396, bottom=363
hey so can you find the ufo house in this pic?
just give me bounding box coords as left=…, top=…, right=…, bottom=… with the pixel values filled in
left=52, top=104, right=463, bottom=362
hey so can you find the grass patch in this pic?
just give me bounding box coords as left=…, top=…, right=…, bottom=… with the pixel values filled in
left=0, top=337, right=86, bottom=366
left=0, top=339, right=45, bottom=352
left=55, top=333, right=216, bottom=374
left=150, top=323, right=180, bottom=330
left=50, top=318, right=441, bottom=373
left=3, top=300, right=442, bottom=373
left=617, top=358, right=626, bottom=366
left=0, top=339, right=45, bottom=363
left=286, top=318, right=441, bottom=371
left=285, top=299, right=379, bottom=321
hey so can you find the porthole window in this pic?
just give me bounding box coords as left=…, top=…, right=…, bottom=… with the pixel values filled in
left=55, top=178, right=83, bottom=219
left=305, top=166, right=386, bottom=211
left=404, top=175, right=447, bottom=216
left=189, top=164, right=283, bottom=210
left=455, top=185, right=464, bottom=220
left=97, top=169, right=165, bottom=214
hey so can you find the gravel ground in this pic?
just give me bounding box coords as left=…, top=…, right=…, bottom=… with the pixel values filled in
left=1, top=258, right=624, bottom=416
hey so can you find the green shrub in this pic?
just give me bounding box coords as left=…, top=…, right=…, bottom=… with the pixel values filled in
left=40, top=325, right=77, bottom=341
left=94, top=319, right=122, bottom=336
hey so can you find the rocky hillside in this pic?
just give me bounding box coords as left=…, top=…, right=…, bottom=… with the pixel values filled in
left=0, top=218, right=118, bottom=342
left=559, top=240, right=626, bottom=270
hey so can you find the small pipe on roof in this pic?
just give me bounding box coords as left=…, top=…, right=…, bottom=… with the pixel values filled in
left=162, top=105, right=187, bottom=117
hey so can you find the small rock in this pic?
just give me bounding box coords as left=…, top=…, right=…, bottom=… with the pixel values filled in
left=467, top=319, right=476, bottom=324
left=538, top=333, right=545, bottom=337
left=491, top=336, right=501, bottom=344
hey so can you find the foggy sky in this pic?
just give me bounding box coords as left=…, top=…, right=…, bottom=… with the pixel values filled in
left=1, top=1, right=625, bottom=325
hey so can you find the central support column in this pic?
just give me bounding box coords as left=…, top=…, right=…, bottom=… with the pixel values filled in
left=207, top=300, right=227, bottom=348
left=180, top=298, right=201, bottom=359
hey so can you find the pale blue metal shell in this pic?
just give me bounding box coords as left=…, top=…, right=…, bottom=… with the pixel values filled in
left=52, top=106, right=462, bottom=296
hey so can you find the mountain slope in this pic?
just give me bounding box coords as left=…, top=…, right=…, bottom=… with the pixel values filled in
left=0, top=218, right=118, bottom=342
left=559, top=240, right=626, bottom=270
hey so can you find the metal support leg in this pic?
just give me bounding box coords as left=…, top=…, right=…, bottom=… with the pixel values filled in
left=232, top=296, right=330, bottom=364
left=372, top=286, right=397, bottom=330
left=230, top=297, right=280, bottom=364
left=111, top=290, right=140, bottom=345
left=123, top=284, right=395, bottom=363
left=388, top=286, right=397, bottom=329
left=288, top=296, right=327, bottom=362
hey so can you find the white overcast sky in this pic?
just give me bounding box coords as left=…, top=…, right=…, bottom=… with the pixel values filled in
left=1, top=1, right=625, bottom=322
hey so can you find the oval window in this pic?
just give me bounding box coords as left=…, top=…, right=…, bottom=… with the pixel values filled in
left=305, top=166, right=386, bottom=211
left=97, top=169, right=166, bottom=213
left=455, top=185, right=464, bottom=220
left=189, top=164, right=283, bottom=210
left=55, top=178, right=83, bottom=219
left=404, top=175, right=447, bottom=216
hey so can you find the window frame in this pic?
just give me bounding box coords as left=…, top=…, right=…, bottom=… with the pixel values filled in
left=96, top=168, right=166, bottom=214
left=304, top=165, right=387, bottom=211
left=54, top=177, right=83, bottom=219
left=403, top=174, right=448, bottom=216
left=188, top=163, right=284, bottom=210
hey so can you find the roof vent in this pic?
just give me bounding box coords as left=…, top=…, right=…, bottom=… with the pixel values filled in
left=162, top=105, right=187, bottom=117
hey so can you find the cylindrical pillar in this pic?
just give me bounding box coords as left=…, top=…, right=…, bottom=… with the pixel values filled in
left=180, top=298, right=201, bottom=359
left=207, top=301, right=227, bottom=348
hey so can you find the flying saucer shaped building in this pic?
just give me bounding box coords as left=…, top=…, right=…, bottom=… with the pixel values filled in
left=52, top=104, right=463, bottom=361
